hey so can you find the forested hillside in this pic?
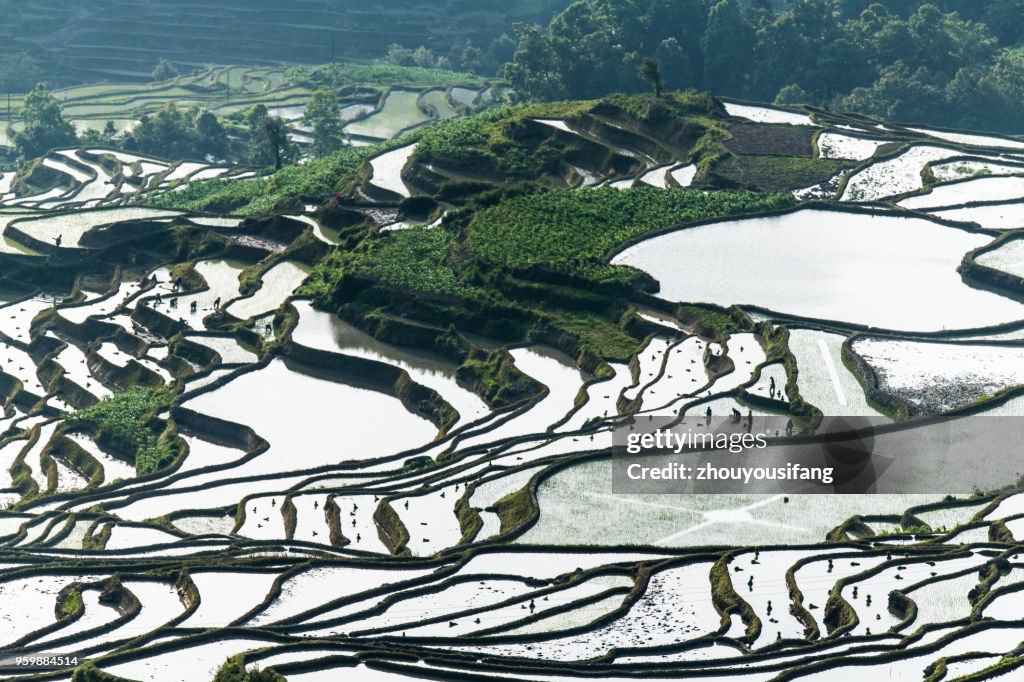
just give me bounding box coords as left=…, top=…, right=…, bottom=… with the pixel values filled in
left=0, top=0, right=563, bottom=85
left=506, top=0, right=1024, bottom=132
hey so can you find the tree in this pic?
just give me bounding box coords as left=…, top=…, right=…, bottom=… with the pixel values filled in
left=381, top=43, right=447, bottom=69
left=261, top=116, right=292, bottom=170
left=654, top=38, right=695, bottom=92
left=486, top=34, right=517, bottom=74
left=302, top=88, right=346, bottom=157
left=127, top=104, right=228, bottom=160
left=496, top=0, right=1019, bottom=132
left=79, top=120, right=120, bottom=146
left=0, top=52, right=42, bottom=93
left=246, top=105, right=293, bottom=170
left=152, top=58, right=178, bottom=82
left=14, top=83, right=77, bottom=158
left=382, top=43, right=416, bottom=67
left=702, top=0, right=755, bottom=96
left=983, top=0, right=1024, bottom=44
left=503, top=23, right=567, bottom=101
left=194, top=110, right=228, bottom=160
left=131, top=103, right=194, bottom=159
left=838, top=62, right=945, bottom=122
left=412, top=46, right=437, bottom=68
left=638, top=57, right=664, bottom=96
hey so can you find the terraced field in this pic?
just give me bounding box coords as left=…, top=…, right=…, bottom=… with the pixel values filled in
left=0, top=65, right=493, bottom=155
left=1, top=1, right=561, bottom=85
left=0, top=93, right=1021, bottom=681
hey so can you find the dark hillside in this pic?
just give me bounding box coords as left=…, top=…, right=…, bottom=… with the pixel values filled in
left=0, top=0, right=565, bottom=84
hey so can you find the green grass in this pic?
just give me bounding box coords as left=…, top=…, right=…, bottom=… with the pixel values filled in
left=457, top=349, right=545, bottom=408
left=57, top=586, right=84, bottom=619
left=413, top=101, right=595, bottom=178
left=212, top=656, right=285, bottom=682
left=149, top=145, right=381, bottom=215
left=63, top=386, right=178, bottom=475
left=678, top=304, right=739, bottom=335
left=309, top=226, right=481, bottom=299
left=544, top=310, right=644, bottom=360
left=467, top=186, right=794, bottom=270
left=494, top=486, right=536, bottom=534
left=358, top=228, right=477, bottom=297
left=596, top=90, right=722, bottom=124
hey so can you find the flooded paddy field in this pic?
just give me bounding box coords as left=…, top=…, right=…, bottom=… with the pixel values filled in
left=613, top=207, right=1021, bottom=332
left=0, top=93, right=1018, bottom=682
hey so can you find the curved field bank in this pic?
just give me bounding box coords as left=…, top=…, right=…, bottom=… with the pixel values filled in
left=0, top=92, right=1016, bottom=681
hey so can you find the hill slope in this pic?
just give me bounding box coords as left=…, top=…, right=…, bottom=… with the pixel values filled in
left=0, top=0, right=564, bottom=84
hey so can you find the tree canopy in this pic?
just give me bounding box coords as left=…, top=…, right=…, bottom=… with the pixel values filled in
left=245, top=104, right=295, bottom=170
left=504, top=0, right=1024, bottom=132
left=13, top=83, right=77, bottom=159
left=126, top=103, right=228, bottom=161
left=302, top=88, right=346, bottom=157
left=0, top=52, right=42, bottom=94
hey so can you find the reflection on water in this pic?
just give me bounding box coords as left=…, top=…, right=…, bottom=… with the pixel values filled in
left=292, top=300, right=489, bottom=423
left=613, top=208, right=1023, bottom=332
left=184, top=357, right=437, bottom=474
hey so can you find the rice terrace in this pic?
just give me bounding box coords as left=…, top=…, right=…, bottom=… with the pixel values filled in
left=0, top=1, right=1023, bottom=681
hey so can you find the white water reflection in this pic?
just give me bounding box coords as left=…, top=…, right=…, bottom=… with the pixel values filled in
left=613, top=208, right=1022, bottom=332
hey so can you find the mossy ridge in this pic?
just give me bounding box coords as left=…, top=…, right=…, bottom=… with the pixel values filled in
left=710, top=553, right=761, bottom=643
left=212, top=654, right=286, bottom=682
left=63, top=385, right=181, bottom=476
left=492, top=486, right=537, bottom=535
left=71, top=665, right=137, bottom=682
left=465, top=186, right=793, bottom=271
left=456, top=349, right=546, bottom=410
left=454, top=484, right=483, bottom=545
left=373, top=499, right=410, bottom=556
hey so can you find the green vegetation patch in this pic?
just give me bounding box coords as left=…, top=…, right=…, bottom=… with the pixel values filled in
left=493, top=486, right=536, bottom=534
left=594, top=91, right=723, bottom=125
left=212, top=656, right=285, bottom=682
left=56, top=585, right=84, bottom=620
left=544, top=309, right=645, bottom=360
left=414, top=102, right=595, bottom=178
left=311, top=227, right=480, bottom=299
left=64, top=386, right=179, bottom=476
left=290, top=63, right=484, bottom=88
left=707, top=155, right=849, bottom=193
left=677, top=304, right=738, bottom=337
left=457, top=349, right=545, bottom=408
left=411, top=93, right=724, bottom=184
left=150, top=145, right=380, bottom=215
left=71, top=665, right=137, bottom=682
left=467, top=186, right=794, bottom=269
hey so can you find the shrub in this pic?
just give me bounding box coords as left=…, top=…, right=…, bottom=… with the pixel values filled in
left=64, top=386, right=178, bottom=475
left=150, top=145, right=381, bottom=215
left=290, top=62, right=483, bottom=88
left=467, top=186, right=794, bottom=270
left=212, top=656, right=285, bottom=682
